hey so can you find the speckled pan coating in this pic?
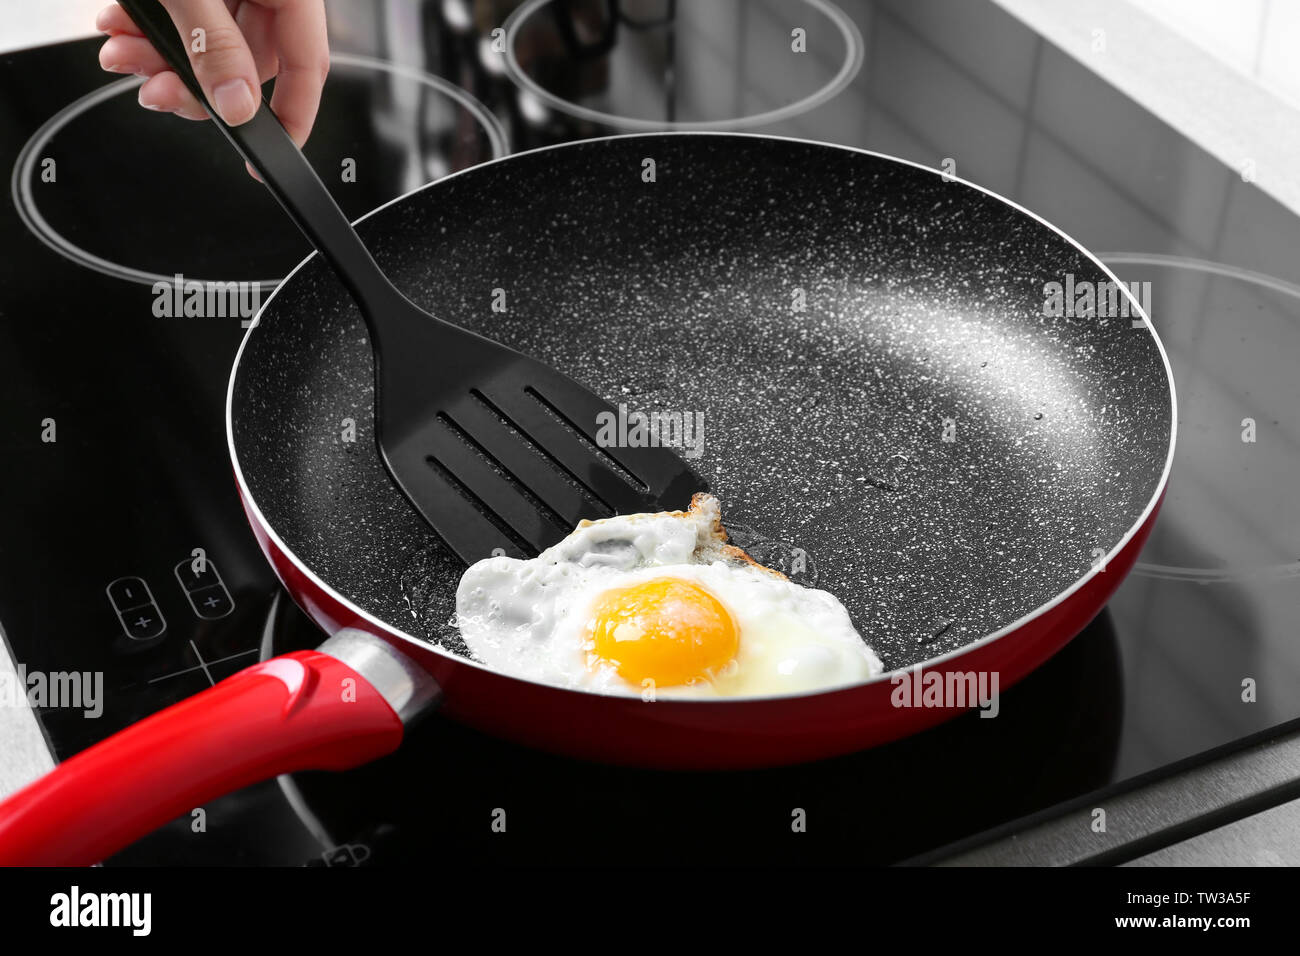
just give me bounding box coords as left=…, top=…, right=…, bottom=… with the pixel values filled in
left=230, top=134, right=1172, bottom=672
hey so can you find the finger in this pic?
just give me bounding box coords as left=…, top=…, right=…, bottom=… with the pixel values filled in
left=233, top=1, right=279, bottom=83
left=95, top=4, right=143, bottom=36
left=264, top=0, right=329, bottom=147
left=158, top=0, right=261, bottom=125
left=229, top=0, right=271, bottom=179
left=138, top=70, right=211, bottom=119
left=99, top=34, right=169, bottom=74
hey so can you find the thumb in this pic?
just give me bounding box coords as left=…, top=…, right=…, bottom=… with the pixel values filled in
left=159, top=0, right=261, bottom=125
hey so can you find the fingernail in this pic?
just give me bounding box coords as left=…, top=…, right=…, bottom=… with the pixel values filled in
left=137, top=88, right=166, bottom=111
left=213, top=79, right=256, bottom=125
left=104, top=63, right=138, bottom=74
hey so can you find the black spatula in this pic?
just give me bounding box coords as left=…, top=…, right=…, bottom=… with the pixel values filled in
left=118, top=0, right=705, bottom=563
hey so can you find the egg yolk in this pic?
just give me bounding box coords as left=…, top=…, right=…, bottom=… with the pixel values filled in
left=586, top=577, right=740, bottom=687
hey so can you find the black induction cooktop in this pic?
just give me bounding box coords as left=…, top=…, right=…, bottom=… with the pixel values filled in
left=2, top=0, right=1299, bottom=866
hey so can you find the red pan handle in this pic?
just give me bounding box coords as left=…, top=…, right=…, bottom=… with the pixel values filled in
left=0, top=649, right=405, bottom=866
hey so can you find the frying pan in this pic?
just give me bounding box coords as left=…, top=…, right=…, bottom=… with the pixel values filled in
left=0, top=133, right=1174, bottom=865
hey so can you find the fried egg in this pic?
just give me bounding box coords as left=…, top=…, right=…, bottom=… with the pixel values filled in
left=454, top=494, right=882, bottom=698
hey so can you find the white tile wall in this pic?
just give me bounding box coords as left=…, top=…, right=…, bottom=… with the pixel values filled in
left=1127, top=0, right=1300, bottom=110
left=1258, top=0, right=1300, bottom=108
left=1126, top=0, right=1267, bottom=76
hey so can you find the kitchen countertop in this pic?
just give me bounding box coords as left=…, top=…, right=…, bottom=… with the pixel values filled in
left=0, top=626, right=55, bottom=800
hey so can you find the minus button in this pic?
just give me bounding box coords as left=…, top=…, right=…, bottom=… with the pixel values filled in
left=107, top=576, right=153, bottom=612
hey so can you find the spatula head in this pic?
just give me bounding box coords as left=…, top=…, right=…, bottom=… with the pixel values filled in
left=373, top=295, right=707, bottom=565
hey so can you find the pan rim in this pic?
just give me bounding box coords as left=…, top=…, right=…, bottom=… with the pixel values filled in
left=226, top=130, right=1178, bottom=705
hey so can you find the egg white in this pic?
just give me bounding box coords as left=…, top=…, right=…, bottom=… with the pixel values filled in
left=454, top=500, right=883, bottom=699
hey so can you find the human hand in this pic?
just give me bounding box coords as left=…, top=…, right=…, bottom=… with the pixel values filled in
left=96, top=1, right=329, bottom=154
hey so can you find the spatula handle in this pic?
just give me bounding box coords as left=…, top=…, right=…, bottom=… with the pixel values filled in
left=116, top=0, right=407, bottom=328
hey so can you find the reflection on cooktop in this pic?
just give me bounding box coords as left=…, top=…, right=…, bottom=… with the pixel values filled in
left=503, top=0, right=863, bottom=130
left=1098, top=253, right=1300, bottom=777
left=255, top=593, right=1123, bottom=866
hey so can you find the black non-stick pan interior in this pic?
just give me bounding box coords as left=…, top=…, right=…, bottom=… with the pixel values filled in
left=230, top=134, right=1172, bottom=672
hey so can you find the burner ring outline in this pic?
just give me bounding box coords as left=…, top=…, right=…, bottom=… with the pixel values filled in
left=502, top=0, right=864, bottom=132
left=11, top=53, right=508, bottom=292
left=1100, top=251, right=1300, bottom=583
